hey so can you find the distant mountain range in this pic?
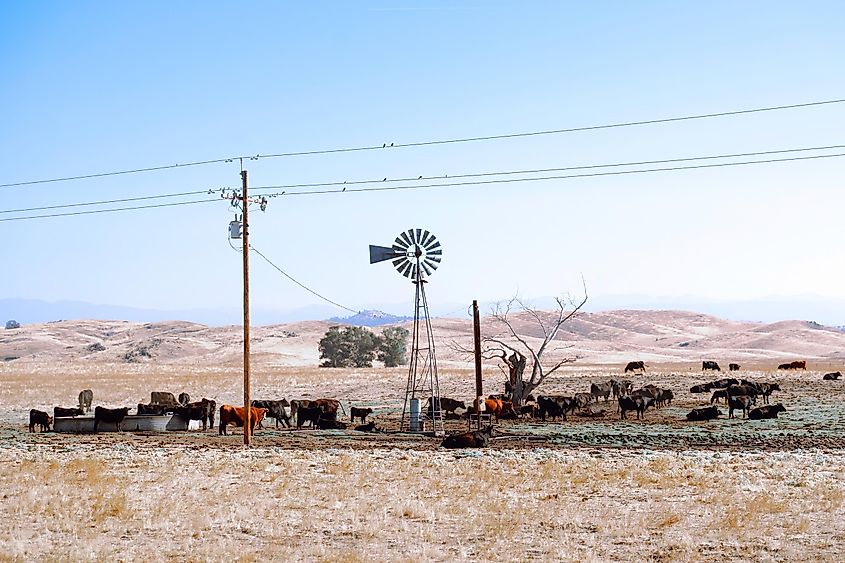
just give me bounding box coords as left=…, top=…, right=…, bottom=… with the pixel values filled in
left=328, top=310, right=412, bottom=327
left=4, top=294, right=845, bottom=327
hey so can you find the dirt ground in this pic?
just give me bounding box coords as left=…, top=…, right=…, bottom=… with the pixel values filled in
left=1, top=361, right=844, bottom=560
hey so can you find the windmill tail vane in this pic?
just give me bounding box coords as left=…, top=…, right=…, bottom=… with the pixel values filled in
left=369, top=228, right=442, bottom=280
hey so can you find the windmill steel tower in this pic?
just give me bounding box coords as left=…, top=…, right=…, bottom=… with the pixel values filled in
left=369, top=229, right=443, bottom=435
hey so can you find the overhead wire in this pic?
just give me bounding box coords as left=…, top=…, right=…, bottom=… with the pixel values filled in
left=0, top=198, right=220, bottom=222
left=0, top=188, right=224, bottom=214
left=1, top=98, right=843, bottom=189
left=4, top=143, right=843, bottom=216
left=2, top=150, right=844, bottom=222
left=251, top=143, right=845, bottom=192
left=260, top=151, right=845, bottom=198
left=249, top=245, right=359, bottom=314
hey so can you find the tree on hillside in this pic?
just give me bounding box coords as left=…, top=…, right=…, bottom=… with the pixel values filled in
left=378, top=326, right=409, bottom=367
left=470, top=285, right=587, bottom=407
left=319, top=326, right=380, bottom=368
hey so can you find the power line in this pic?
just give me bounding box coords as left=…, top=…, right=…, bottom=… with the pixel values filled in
left=250, top=245, right=358, bottom=314
left=0, top=198, right=219, bottom=222
left=261, top=151, right=845, bottom=198
left=0, top=188, right=224, bottom=215
left=0, top=158, right=234, bottom=189
left=6, top=142, right=838, bottom=216
left=2, top=97, right=843, bottom=189
left=252, top=143, right=845, bottom=192
left=2, top=150, right=843, bottom=222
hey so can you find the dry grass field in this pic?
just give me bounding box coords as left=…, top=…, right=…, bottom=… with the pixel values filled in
left=1, top=361, right=845, bottom=561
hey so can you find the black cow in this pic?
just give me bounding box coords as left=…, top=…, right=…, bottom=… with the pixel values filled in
left=686, top=406, right=722, bottom=421
left=610, top=379, right=633, bottom=399
left=656, top=389, right=674, bottom=408
left=690, top=383, right=714, bottom=394
left=729, top=363, right=740, bottom=371
left=618, top=396, right=653, bottom=420
left=29, top=409, right=52, bottom=432
left=174, top=399, right=216, bottom=431
left=438, top=397, right=467, bottom=414
left=748, top=404, right=787, bottom=420
left=251, top=400, right=291, bottom=428
left=350, top=406, right=374, bottom=423
left=519, top=404, right=538, bottom=419
left=316, top=418, right=347, bottom=430
left=54, top=406, right=84, bottom=418
left=710, top=390, right=728, bottom=404
left=94, top=406, right=131, bottom=432
left=354, top=421, right=378, bottom=432
left=702, top=361, right=721, bottom=371
left=823, top=372, right=841, bottom=381
left=537, top=395, right=575, bottom=422
left=178, top=392, right=190, bottom=406
left=137, top=403, right=173, bottom=416
left=756, top=382, right=780, bottom=405
left=712, top=378, right=739, bottom=389
left=624, top=361, right=645, bottom=373
left=440, top=426, right=493, bottom=449
left=78, top=389, right=93, bottom=413
left=296, top=405, right=323, bottom=429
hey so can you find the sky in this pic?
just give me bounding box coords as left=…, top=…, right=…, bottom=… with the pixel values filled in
left=2, top=1, right=844, bottom=321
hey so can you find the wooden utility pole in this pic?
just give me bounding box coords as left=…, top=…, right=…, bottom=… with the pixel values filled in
left=472, top=300, right=483, bottom=430
left=241, top=169, right=251, bottom=447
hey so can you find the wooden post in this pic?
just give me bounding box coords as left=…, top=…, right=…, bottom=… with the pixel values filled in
left=241, top=169, right=251, bottom=447
left=472, top=300, right=483, bottom=430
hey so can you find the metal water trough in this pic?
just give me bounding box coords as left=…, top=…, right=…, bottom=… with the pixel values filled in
left=53, top=414, right=190, bottom=433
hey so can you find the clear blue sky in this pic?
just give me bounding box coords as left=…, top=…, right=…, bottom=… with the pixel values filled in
left=2, top=1, right=844, bottom=318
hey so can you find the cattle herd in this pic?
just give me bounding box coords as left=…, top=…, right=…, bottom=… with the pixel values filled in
left=25, top=359, right=843, bottom=451
left=27, top=390, right=375, bottom=435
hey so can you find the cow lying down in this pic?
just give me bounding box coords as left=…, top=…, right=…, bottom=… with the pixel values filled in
left=440, top=426, right=493, bottom=449
left=748, top=404, right=786, bottom=420
left=686, top=406, right=722, bottom=421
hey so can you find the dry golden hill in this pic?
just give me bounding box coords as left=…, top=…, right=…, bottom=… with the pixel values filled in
left=2, top=310, right=844, bottom=367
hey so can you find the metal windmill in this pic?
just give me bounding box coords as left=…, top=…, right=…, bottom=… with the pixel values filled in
left=369, top=229, right=444, bottom=435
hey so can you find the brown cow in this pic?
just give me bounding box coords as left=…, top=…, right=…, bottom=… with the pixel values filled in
left=573, top=393, right=592, bottom=409
left=484, top=399, right=517, bottom=421
left=590, top=382, right=612, bottom=403
left=440, top=426, right=493, bottom=449
left=728, top=395, right=753, bottom=419
left=150, top=391, right=179, bottom=405
left=218, top=405, right=267, bottom=435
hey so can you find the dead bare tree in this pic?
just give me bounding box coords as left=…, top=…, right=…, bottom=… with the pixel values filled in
left=483, top=286, right=588, bottom=407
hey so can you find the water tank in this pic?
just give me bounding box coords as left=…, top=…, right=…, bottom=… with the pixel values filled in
left=409, top=398, right=421, bottom=432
